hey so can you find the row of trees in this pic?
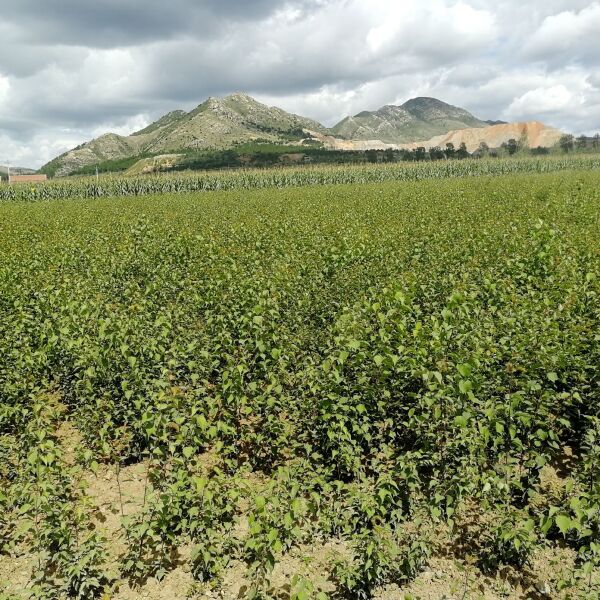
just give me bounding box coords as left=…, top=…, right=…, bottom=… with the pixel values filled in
left=559, top=133, right=600, bottom=153
left=366, top=140, right=520, bottom=163
left=367, top=133, right=600, bottom=164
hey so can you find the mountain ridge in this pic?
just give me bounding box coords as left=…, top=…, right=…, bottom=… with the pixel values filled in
left=42, top=93, right=329, bottom=176
left=40, top=94, right=562, bottom=176
left=331, top=97, right=489, bottom=143
left=0, top=165, right=37, bottom=179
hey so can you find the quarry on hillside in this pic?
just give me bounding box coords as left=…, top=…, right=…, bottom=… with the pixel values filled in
left=306, top=121, right=563, bottom=153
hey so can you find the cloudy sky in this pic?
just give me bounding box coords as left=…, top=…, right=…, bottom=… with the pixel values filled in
left=1, top=0, right=599, bottom=167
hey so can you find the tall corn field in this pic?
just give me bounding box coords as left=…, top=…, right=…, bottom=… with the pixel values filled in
left=1, top=155, right=599, bottom=202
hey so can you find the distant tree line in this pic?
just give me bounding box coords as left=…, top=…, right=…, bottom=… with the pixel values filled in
left=52, top=131, right=600, bottom=178
left=558, top=133, right=600, bottom=153
left=364, top=139, right=537, bottom=163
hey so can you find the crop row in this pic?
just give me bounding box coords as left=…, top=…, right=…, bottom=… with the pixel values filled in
left=1, top=171, right=599, bottom=598
left=0, top=154, right=599, bottom=203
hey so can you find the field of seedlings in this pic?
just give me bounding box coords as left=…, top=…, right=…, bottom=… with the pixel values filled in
left=1, top=170, right=600, bottom=599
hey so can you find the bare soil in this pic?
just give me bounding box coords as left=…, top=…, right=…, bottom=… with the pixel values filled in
left=1, top=425, right=595, bottom=599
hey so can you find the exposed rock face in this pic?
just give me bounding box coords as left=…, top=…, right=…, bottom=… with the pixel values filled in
left=308, top=121, right=563, bottom=153
left=331, top=97, right=489, bottom=143
left=42, top=93, right=328, bottom=176
left=401, top=121, right=563, bottom=152
left=303, top=130, right=399, bottom=151
left=46, top=132, right=151, bottom=177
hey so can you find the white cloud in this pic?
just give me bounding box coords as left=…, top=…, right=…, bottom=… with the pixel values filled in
left=84, top=49, right=141, bottom=101
left=0, top=132, right=81, bottom=167
left=525, top=3, right=600, bottom=61
left=590, top=74, right=600, bottom=89
left=257, top=73, right=445, bottom=126
left=367, top=1, right=496, bottom=56
left=91, top=114, right=149, bottom=138
left=506, top=85, right=579, bottom=118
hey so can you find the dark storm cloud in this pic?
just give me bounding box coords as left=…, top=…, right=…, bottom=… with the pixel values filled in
left=0, top=0, right=313, bottom=48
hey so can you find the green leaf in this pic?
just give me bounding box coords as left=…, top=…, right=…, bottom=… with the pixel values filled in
left=555, top=514, right=571, bottom=535
left=454, top=414, right=469, bottom=428
left=541, top=517, right=553, bottom=535
left=457, top=363, right=472, bottom=377
left=458, top=379, right=472, bottom=394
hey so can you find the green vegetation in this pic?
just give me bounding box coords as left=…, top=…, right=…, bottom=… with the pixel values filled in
left=2, top=154, right=600, bottom=203
left=1, top=169, right=600, bottom=598
left=37, top=141, right=600, bottom=183
left=38, top=156, right=64, bottom=178
left=171, top=143, right=316, bottom=172
left=68, top=154, right=156, bottom=177
left=171, top=144, right=381, bottom=172
left=233, top=142, right=311, bottom=154
left=46, top=142, right=361, bottom=178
